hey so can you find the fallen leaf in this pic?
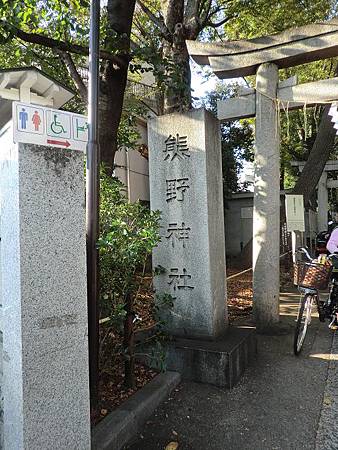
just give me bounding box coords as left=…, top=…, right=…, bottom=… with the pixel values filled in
left=323, top=396, right=332, bottom=406
left=165, top=442, right=179, bottom=450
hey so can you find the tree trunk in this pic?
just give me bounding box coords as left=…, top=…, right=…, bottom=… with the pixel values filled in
left=98, top=89, right=114, bottom=173
left=161, top=0, right=192, bottom=114
left=99, top=59, right=129, bottom=173
left=292, top=104, right=336, bottom=206
left=280, top=162, right=285, bottom=190
left=123, top=292, right=135, bottom=389
left=98, top=0, right=136, bottom=173
left=163, top=26, right=192, bottom=114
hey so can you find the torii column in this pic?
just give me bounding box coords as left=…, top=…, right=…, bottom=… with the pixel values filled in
left=253, top=63, right=280, bottom=329
left=318, top=172, right=328, bottom=231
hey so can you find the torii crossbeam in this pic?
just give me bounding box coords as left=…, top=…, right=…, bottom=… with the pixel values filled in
left=187, top=19, right=338, bottom=78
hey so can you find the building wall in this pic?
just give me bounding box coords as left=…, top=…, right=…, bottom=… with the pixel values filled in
left=304, top=209, right=318, bottom=252
left=114, top=120, right=149, bottom=203
left=225, top=195, right=254, bottom=256
left=114, top=148, right=149, bottom=203
left=225, top=193, right=318, bottom=257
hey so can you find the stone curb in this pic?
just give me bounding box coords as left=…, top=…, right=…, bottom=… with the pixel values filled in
left=91, top=371, right=181, bottom=450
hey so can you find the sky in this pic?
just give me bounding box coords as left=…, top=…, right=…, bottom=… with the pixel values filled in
left=190, top=59, right=254, bottom=189
left=190, top=60, right=219, bottom=102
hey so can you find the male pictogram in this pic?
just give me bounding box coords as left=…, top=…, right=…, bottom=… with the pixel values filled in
left=19, top=108, right=28, bottom=129
left=32, top=111, right=42, bottom=131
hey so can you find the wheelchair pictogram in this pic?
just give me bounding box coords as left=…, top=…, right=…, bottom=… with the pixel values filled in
left=51, top=114, right=66, bottom=134
left=46, top=110, right=71, bottom=139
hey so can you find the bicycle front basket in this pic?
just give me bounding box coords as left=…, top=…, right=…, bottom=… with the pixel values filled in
left=294, top=261, right=332, bottom=290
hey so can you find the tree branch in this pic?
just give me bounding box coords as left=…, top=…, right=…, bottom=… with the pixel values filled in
left=133, top=16, right=150, bottom=40
left=205, top=6, right=236, bottom=29
left=136, top=0, right=172, bottom=43
left=198, top=0, right=211, bottom=17
left=185, top=0, right=198, bottom=23
left=184, top=0, right=202, bottom=39
left=130, top=35, right=142, bottom=51
left=55, top=50, right=88, bottom=102
left=208, top=16, right=230, bottom=28
left=1, top=20, right=127, bottom=67
left=199, top=0, right=212, bottom=28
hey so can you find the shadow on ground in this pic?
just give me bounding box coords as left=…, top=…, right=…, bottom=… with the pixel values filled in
left=126, top=291, right=334, bottom=450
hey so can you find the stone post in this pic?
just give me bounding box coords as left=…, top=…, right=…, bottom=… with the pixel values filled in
left=0, top=123, right=91, bottom=449
left=253, top=63, right=280, bottom=331
left=318, top=172, right=328, bottom=231
left=148, top=108, right=227, bottom=339
left=0, top=227, right=2, bottom=449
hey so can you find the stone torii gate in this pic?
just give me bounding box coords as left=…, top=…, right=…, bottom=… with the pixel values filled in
left=187, top=19, right=338, bottom=331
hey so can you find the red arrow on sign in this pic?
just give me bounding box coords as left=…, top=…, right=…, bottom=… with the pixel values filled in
left=47, top=139, right=71, bottom=148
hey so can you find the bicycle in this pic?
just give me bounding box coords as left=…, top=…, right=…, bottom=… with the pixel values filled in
left=293, top=247, right=338, bottom=355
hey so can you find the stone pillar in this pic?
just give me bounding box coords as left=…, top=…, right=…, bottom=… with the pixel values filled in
left=148, top=108, right=227, bottom=338
left=0, top=123, right=91, bottom=449
left=318, top=172, right=328, bottom=231
left=253, top=63, right=280, bottom=331
left=0, top=218, right=2, bottom=450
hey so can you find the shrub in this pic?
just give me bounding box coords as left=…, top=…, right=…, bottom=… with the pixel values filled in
left=98, top=172, right=162, bottom=387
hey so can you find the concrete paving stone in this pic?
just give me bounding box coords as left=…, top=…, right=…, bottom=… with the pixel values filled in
left=126, top=293, right=335, bottom=450
left=315, top=331, right=338, bottom=450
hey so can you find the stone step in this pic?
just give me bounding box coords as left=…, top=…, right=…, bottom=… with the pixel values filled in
left=166, top=327, right=257, bottom=388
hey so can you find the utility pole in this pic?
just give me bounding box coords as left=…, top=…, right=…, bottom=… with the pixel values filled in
left=87, top=0, right=100, bottom=408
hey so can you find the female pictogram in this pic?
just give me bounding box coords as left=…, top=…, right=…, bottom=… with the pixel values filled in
left=32, top=111, right=42, bottom=131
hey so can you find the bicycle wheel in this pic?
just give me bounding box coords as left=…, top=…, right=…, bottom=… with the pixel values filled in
left=294, top=293, right=314, bottom=355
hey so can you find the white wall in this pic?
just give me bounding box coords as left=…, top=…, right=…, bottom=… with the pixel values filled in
left=114, top=120, right=150, bottom=203
left=225, top=195, right=254, bottom=256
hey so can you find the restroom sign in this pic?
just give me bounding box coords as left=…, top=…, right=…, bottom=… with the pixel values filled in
left=13, top=102, right=88, bottom=151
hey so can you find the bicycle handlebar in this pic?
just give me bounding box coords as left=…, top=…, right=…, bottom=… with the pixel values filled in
left=297, top=246, right=338, bottom=262
left=297, top=247, right=312, bottom=261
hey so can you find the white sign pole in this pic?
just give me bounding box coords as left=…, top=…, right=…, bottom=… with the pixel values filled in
left=285, top=194, right=305, bottom=262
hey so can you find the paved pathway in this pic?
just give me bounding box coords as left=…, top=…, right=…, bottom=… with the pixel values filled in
left=315, top=330, right=338, bottom=450
left=126, top=292, right=336, bottom=450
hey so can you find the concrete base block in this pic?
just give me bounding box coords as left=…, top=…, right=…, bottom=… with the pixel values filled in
left=166, top=327, right=257, bottom=388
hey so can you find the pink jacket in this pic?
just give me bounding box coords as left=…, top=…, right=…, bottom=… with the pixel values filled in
left=327, top=227, right=338, bottom=253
